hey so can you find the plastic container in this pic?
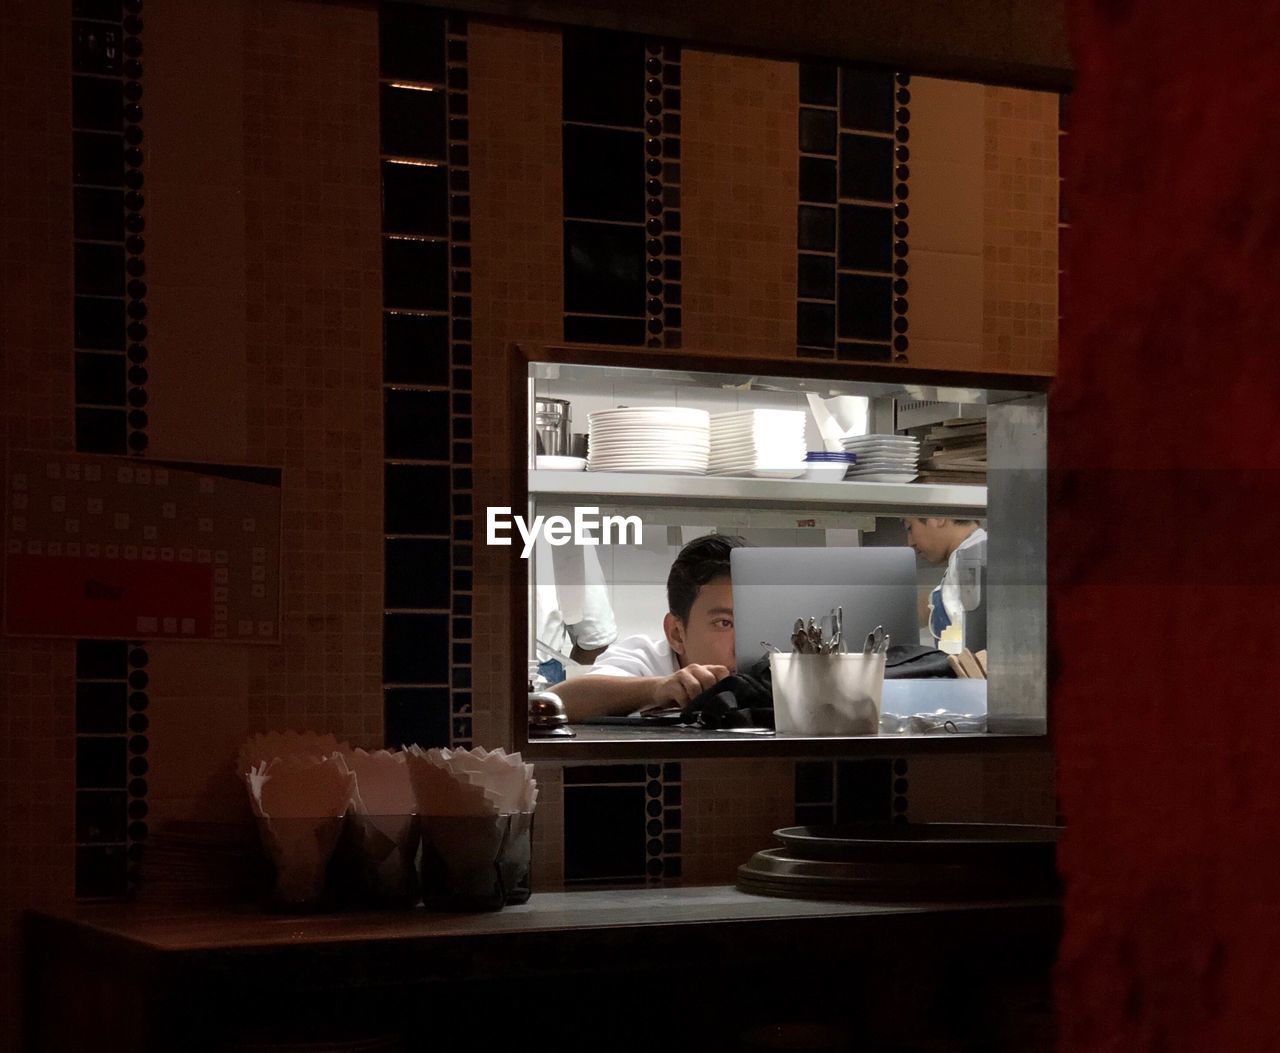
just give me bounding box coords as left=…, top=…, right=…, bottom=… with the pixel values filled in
left=879, top=679, right=988, bottom=735
left=769, top=652, right=885, bottom=735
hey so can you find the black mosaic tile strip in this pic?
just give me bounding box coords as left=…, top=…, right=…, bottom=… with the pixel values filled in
left=561, top=763, right=682, bottom=886
left=797, top=65, right=907, bottom=363
left=645, top=43, right=681, bottom=350
left=74, top=639, right=148, bottom=898
left=562, top=31, right=681, bottom=348
left=379, top=5, right=470, bottom=748
left=444, top=13, right=471, bottom=747
left=796, top=65, right=838, bottom=357
left=891, top=73, right=911, bottom=363
left=892, top=756, right=910, bottom=821
left=836, top=758, right=893, bottom=823
left=794, top=758, right=902, bottom=826
left=71, top=1, right=147, bottom=903
left=70, top=14, right=148, bottom=452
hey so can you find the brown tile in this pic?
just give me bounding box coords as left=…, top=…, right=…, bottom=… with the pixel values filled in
left=908, top=251, right=983, bottom=344
left=682, top=50, right=798, bottom=361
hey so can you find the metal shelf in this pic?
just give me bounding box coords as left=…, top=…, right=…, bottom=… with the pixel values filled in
left=528, top=471, right=986, bottom=517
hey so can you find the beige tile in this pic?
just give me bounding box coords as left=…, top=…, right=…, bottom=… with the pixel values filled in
left=899, top=754, right=985, bottom=821
left=907, top=250, right=983, bottom=344
left=682, top=49, right=798, bottom=360
left=907, top=161, right=984, bottom=256
left=908, top=76, right=984, bottom=168
left=904, top=339, right=985, bottom=372
left=679, top=758, right=793, bottom=885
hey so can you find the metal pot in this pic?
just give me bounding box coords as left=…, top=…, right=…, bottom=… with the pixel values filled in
left=534, top=398, right=571, bottom=457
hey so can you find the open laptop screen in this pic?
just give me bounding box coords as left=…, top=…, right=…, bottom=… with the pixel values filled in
left=730, top=546, right=919, bottom=669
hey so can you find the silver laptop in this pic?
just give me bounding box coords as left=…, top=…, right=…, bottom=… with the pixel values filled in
left=730, top=546, right=919, bottom=669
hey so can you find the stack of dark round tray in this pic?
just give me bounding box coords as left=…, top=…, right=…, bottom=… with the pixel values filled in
left=736, top=823, right=1063, bottom=902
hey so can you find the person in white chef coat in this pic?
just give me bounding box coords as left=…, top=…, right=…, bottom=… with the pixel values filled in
left=534, top=537, right=618, bottom=666
left=902, top=517, right=987, bottom=644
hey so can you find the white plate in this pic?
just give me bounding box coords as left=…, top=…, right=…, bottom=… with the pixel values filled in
left=846, top=448, right=916, bottom=455
left=591, top=419, right=710, bottom=430
left=592, top=452, right=709, bottom=461
left=591, top=432, right=709, bottom=441
left=590, top=455, right=709, bottom=465
left=706, top=458, right=803, bottom=468
left=710, top=454, right=807, bottom=464
left=589, top=455, right=709, bottom=466
left=710, top=433, right=805, bottom=445
left=591, top=440, right=710, bottom=450
left=709, top=467, right=806, bottom=479
left=585, top=465, right=709, bottom=475
left=588, top=419, right=711, bottom=432
left=590, top=440, right=710, bottom=450
left=711, top=409, right=807, bottom=421
left=590, top=431, right=710, bottom=442
left=843, top=472, right=918, bottom=483
left=710, top=445, right=806, bottom=458
left=711, top=417, right=805, bottom=428
left=840, top=436, right=919, bottom=445
left=535, top=455, right=587, bottom=471
left=589, top=407, right=709, bottom=423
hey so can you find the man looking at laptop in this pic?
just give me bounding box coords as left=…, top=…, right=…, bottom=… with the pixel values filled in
left=549, top=534, right=746, bottom=721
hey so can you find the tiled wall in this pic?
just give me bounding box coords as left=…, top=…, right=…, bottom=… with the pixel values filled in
left=682, top=50, right=798, bottom=360
left=527, top=752, right=1052, bottom=892
left=0, top=5, right=1060, bottom=1041
left=903, top=77, right=986, bottom=371
left=241, top=0, right=385, bottom=748
left=468, top=19, right=564, bottom=750
left=137, top=0, right=387, bottom=852
left=981, top=86, right=1059, bottom=374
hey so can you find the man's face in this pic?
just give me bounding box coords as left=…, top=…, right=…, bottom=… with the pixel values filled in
left=665, top=575, right=736, bottom=671
left=904, top=517, right=949, bottom=565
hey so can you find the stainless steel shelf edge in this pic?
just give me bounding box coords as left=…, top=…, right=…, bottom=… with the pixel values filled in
left=529, top=471, right=988, bottom=516
left=521, top=728, right=1051, bottom=761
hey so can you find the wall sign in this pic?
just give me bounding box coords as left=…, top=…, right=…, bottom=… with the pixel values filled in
left=4, top=451, right=282, bottom=642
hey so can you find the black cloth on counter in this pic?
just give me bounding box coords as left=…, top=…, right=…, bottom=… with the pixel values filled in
left=680, top=656, right=775, bottom=730
left=884, top=645, right=957, bottom=679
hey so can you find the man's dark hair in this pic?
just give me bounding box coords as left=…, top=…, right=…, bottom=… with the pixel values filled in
left=666, top=533, right=748, bottom=622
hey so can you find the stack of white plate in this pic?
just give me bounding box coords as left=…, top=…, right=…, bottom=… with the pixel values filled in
left=708, top=409, right=807, bottom=478
left=838, top=434, right=920, bottom=482
left=586, top=406, right=710, bottom=474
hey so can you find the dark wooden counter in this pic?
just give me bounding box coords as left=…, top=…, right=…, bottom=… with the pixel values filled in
left=26, top=887, right=1059, bottom=1052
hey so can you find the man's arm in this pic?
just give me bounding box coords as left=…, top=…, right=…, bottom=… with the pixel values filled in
left=569, top=642, right=610, bottom=666
left=550, top=664, right=729, bottom=721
